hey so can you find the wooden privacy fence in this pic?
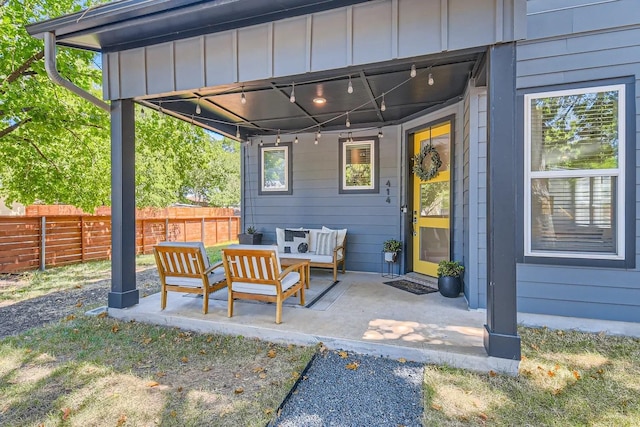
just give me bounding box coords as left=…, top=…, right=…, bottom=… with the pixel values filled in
left=0, top=215, right=240, bottom=273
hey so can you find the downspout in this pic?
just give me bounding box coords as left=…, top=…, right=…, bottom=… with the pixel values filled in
left=44, top=32, right=110, bottom=112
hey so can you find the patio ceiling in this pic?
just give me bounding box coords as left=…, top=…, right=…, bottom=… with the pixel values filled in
left=138, top=49, right=485, bottom=139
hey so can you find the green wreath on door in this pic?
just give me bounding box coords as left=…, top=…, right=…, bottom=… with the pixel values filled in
left=413, top=145, right=442, bottom=181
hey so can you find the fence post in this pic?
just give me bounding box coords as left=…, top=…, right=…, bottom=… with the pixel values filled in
left=201, top=217, right=205, bottom=245
left=184, top=219, right=187, bottom=241
left=140, top=219, right=145, bottom=254
left=80, top=216, right=85, bottom=262
left=165, top=218, right=169, bottom=241
left=40, top=216, right=46, bottom=271
left=228, top=217, right=232, bottom=241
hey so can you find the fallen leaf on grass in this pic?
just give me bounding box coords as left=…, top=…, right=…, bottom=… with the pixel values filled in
left=65, top=314, right=76, bottom=321
left=431, top=403, right=442, bottom=411
left=547, top=370, right=556, bottom=377
left=263, top=409, right=273, bottom=415
left=397, top=358, right=406, bottom=363
left=234, top=387, right=244, bottom=394
left=488, top=370, right=497, bottom=377
left=253, top=367, right=265, bottom=373
left=177, top=387, right=183, bottom=392
left=203, top=367, right=211, bottom=372
left=112, top=324, right=120, bottom=333
left=572, top=370, right=581, bottom=380
left=170, top=410, right=177, bottom=418
left=116, top=414, right=127, bottom=426
left=206, top=336, right=214, bottom=343
left=181, top=357, right=189, bottom=363
left=97, top=311, right=108, bottom=319
left=61, top=408, right=72, bottom=420
left=147, top=381, right=159, bottom=387
left=142, top=338, right=152, bottom=345
left=338, top=351, right=348, bottom=359
left=259, top=373, right=267, bottom=379
left=156, top=372, right=166, bottom=378
left=478, top=412, right=488, bottom=421
left=346, top=362, right=359, bottom=370
left=291, top=371, right=300, bottom=380
left=199, top=349, right=207, bottom=355
left=75, top=302, right=83, bottom=308
left=267, top=349, right=277, bottom=358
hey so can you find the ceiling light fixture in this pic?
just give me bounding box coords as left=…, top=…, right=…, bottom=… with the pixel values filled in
left=428, top=73, right=434, bottom=86
left=345, top=112, right=351, bottom=128
left=347, top=76, right=353, bottom=94
left=313, top=97, right=326, bottom=104
left=289, top=82, right=296, bottom=103
left=241, top=86, right=246, bottom=104
left=380, top=93, right=386, bottom=112
left=410, top=64, right=416, bottom=78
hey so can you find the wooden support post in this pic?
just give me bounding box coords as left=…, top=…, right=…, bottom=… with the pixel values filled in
left=40, top=216, right=46, bottom=271
left=80, top=216, right=85, bottom=262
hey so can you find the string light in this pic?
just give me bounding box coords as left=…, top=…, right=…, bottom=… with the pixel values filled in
left=241, top=86, right=246, bottom=104
left=380, top=93, right=386, bottom=112
left=260, top=139, right=264, bottom=146
left=347, top=132, right=353, bottom=142
left=314, top=137, right=318, bottom=145
left=289, top=82, right=295, bottom=103
left=347, top=76, right=353, bottom=94
left=345, top=112, right=350, bottom=128
left=195, top=98, right=201, bottom=114
left=276, top=130, right=281, bottom=145
left=410, top=64, right=416, bottom=78
left=428, top=73, right=434, bottom=86
left=294, top=135, right=299, bottom=144
left=378, top=129, right=383, bottom=139
left=236, top=125, right=240, bottom=139
left=316, top=129, right=321, bottom=140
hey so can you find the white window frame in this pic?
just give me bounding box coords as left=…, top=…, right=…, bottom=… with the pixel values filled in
left=259, top=144, right=291, bottom=195
left=340, top=139, right=377, bottom=192
left=524, top=84, right=626, bottom=260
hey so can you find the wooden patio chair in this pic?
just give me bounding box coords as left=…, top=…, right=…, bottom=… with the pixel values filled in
left=153, top=242, right=227, bottom=314
left=221, top=246, right=305, bottom=324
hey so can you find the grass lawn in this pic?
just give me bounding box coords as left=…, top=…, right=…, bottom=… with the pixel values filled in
left=1, top=250, right=639, bottom=426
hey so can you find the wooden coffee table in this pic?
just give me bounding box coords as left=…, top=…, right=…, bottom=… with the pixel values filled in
left=279, top=257, right=310, bottom=289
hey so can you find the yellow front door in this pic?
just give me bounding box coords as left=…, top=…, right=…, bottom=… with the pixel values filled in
left=412, top=120, right=452, bottom=277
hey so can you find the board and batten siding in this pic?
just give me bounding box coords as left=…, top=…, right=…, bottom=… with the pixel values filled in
left=514, top=0, right=640, bottom=322
left=462, top=83, right=488, bottom=309
left=241, top=128, right=400, bottom=273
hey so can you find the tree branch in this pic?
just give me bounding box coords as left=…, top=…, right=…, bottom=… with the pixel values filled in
left=1, top=50, right=45, bottom=86
left=16, top=135, right=63, bottom=175
left=0, top=117, right=32, bottom=139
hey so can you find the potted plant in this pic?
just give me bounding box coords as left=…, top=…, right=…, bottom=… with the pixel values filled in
left=436, top=260, right=464, bottom=298
left=382, top=239, right=402, bottom=262
left=238, top=226, right=263, bottom=245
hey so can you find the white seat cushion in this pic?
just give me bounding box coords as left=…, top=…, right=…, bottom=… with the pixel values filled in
left=164, top=267, right=226, bottom=288
left=231, top=272, right=301, bottom=295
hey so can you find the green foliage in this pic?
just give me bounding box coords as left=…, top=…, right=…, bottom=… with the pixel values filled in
left=0, top=0, right=240, bottom=211
left=436, top=260, right=464, bottom=278
left=246, top=226, right=257, bottom=234
left=382, top=239, right=402, bottom=253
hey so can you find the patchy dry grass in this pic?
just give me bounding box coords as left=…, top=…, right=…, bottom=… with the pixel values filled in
left=423, top=327, right=640, bottom=426
left=0, top=315, right=314, bottom=426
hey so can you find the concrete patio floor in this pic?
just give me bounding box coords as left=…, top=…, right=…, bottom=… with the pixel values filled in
left=108, top=269, right=521, bottom=374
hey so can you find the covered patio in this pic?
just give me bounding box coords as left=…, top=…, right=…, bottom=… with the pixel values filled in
left=108, top=269, right=519, bottom=373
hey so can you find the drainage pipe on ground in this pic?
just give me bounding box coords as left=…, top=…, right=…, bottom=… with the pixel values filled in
left=44, top=32, right=110, bottom=112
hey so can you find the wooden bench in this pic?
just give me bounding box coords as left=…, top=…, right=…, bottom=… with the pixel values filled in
left=221, top=247, right=306, bottom=324
left=153, top=242, right=226, bottom=314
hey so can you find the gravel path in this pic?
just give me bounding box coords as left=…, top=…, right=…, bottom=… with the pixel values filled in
left=274, top=349, right=424, bottom=427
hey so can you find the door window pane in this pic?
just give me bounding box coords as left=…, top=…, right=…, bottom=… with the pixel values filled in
left=420, top=182, right=449, bottom=217
left=419, top=227, right=449, bottom=263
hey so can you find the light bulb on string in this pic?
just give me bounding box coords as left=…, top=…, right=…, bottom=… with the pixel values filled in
left=276, top=130, right=281, bottom=145
left=235, top=125, right=240, bottom=140
left=260, top=139, right=264, bottom=146
left=347, top=76, right=353, bottom=94
left=241, top=87, right=246, bottom=104
left=195, top=100, right=201, bottom=115
left=410, top=64, right=416, bottom=78
left=348, top=132, right=353, bottom=142
left=428, top=73, right=434, bottom=86
left=314, top=137, right=318, bottom=145
left=289, top=82, right=295, bottom=103
left=380, top=93, right=386, bottom=112
left=316, top=129, right=321, bottom=140
left=294, top=135, right=299, bottom=144
left=378, top=129, right=384, bottom=139
left=345, top=112, right=350, bottom=128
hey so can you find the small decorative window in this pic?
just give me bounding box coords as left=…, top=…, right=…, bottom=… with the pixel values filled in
left=524, top=84, right=625, bottom=260
left=339, top=137, right=379, bottom=194
left=259, top=142, right=292, bottom=195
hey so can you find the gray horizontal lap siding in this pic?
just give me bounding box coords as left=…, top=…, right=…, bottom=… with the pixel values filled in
left=515, top=4, right=640, bottom=322
left=242, top=131, right=400, bottom=273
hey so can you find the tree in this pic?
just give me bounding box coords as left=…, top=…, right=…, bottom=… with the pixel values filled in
left=0, top=0, right=240, bottom=211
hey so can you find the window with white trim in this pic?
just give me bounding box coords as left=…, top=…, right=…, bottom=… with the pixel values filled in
left=524, top=84, right=625, bottom=259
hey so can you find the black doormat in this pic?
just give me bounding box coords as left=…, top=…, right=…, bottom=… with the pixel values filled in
left=383, top=279, right=438, bottom=295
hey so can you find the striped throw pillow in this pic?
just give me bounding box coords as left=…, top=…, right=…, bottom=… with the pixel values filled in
left=316, top=231, right=337, bottom=256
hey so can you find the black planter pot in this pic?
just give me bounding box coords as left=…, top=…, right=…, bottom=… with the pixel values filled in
left=438, top=275, right=461, bottom=298
left=238, top=233, right=263, bottom=245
